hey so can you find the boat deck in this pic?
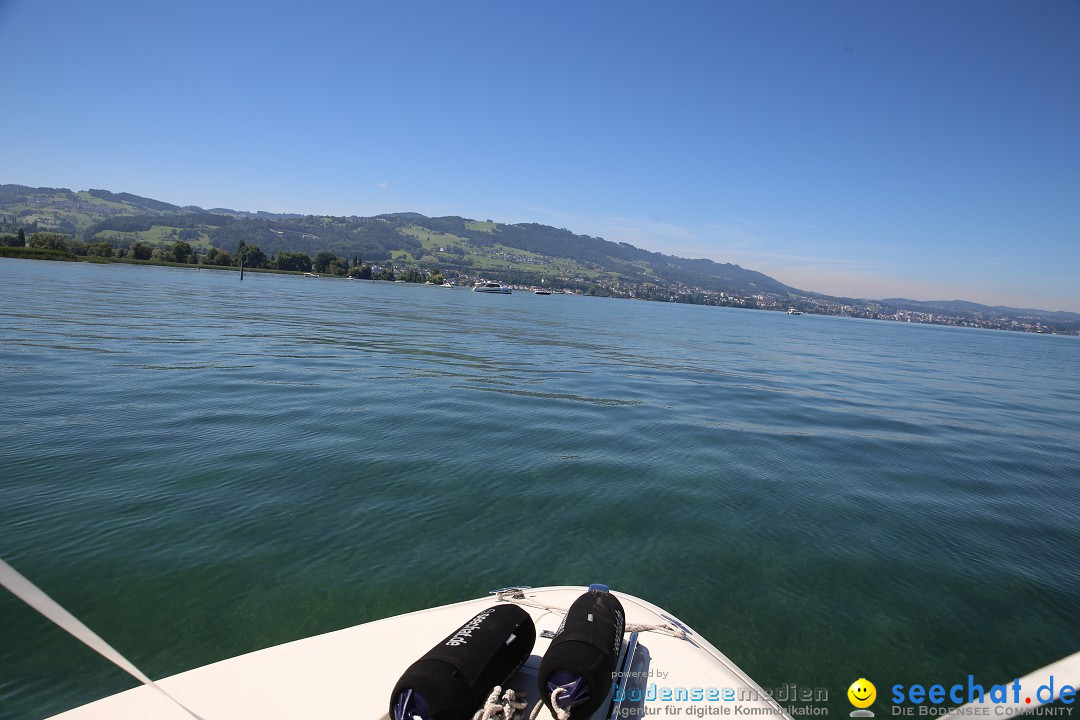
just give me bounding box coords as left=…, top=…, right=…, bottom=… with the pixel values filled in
left=47, top=586, right=791, bottom=720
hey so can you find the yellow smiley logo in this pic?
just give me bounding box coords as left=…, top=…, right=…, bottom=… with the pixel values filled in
left=848, top=678, right=876, bottom=709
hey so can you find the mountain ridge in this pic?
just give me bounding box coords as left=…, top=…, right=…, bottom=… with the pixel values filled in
left=0, top=183, right=799, bottom=298
left=879, top=298, right=1080, bottom=321
left=2, top=183, right=1077, bottom=330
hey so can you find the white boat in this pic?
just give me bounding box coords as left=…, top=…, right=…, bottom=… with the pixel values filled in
left=786, top=308, right=802, bottom=315
left=473, top=281, right=512, bottom=294
left=441, top=281, right=454, bottom=288
left=4, top=557, right=1078, bottom=720
left=35, top=584, right=792, bottom=720
left=534, top=289, right=551, bottom=295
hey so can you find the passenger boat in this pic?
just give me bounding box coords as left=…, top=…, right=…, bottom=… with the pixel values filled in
left=473, top=281, right=512, bottom=294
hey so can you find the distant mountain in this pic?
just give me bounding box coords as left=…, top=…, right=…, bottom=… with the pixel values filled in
left=381, top=212, right=430, bottom=220
left=880, top=298, right=1080, bottom=321
left=2, top=183, right=1075, bottom=332
left=84, top=188, right=189, bottom=214
left=206, top=208, right=306, bottom=220
left=0, top=183, right=799, bottom=298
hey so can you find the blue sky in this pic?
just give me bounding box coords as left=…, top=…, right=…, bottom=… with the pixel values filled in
left=2, top=1, right=1077, bottom=311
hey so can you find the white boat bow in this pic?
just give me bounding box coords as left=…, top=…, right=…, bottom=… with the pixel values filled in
left=44, top=585, right=792, bottom=720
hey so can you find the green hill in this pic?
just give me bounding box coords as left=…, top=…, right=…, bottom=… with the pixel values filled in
left=0, top=184, right=796, bottom=297
left=4, top=183, right=1076, bottom=332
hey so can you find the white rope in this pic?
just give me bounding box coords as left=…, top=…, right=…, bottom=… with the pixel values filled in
left=503, top=689, right=528, bottom=719
left=473, top=686, right=532, bottom=720
left=549, top=687, right=571, bottom=720
left=472, top=686, right=502, bottom=720
left=625, top=621, right=689, bottom=639
left=472, top=685, right=573, bottom=720
left=494, top=591, right=567, bottom=615
left=527, top=696, right=548, bottom=720
left=0, top=558, right=206, bottom=720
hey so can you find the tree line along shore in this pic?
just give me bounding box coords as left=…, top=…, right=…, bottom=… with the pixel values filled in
left=3, top=228, right=1077, bottom=336
left=0, top=231, right=444, bottom=283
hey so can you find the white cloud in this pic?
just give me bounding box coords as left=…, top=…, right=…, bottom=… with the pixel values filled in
left=376, top=181, right=389, bottom=189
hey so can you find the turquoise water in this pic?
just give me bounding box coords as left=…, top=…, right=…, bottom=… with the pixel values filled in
left=1, top=258, right=1078, bottom=719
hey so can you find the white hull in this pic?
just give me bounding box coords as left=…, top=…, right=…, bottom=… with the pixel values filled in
left=46, top=586, right=791, bottom=720
left=473, top=282, right=512, bottom=293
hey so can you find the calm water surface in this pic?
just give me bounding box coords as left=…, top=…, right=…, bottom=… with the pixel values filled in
left=1, top=259, right=1078, bottom=718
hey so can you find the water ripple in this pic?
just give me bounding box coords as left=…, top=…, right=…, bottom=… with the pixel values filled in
left=1, top=260, right=1079, bottom=719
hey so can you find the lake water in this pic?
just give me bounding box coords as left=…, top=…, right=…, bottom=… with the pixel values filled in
left=1, top=258, right=1078, bottom=719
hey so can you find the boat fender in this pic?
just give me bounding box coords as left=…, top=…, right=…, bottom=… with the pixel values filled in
left=390, top=603, right=535, bottom=720
left=538, top=588, right=625, bottom=718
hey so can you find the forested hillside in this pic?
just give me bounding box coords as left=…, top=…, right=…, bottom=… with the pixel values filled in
left=0, top=184, right=795, bottom=296
left=4, top=183, right=1077, bottom=333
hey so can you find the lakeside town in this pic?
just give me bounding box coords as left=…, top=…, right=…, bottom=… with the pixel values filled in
left=570, top=277, right=1077, bottom=335
left=3, top=184, right=1077, bottom=337
left=3, top=234, right=1076, bottom=337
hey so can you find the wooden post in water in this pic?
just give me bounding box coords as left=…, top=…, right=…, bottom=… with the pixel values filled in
left=238, top=240, right=245, bottom=281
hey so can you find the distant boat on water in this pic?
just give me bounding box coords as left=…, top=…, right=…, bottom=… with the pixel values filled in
left=787, top=307, right=802, bottom=315
left=473, top=281, right=512, bottom=294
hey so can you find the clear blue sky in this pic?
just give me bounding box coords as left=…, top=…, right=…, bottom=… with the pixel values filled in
left=2, top=0, right=1077, bottom=311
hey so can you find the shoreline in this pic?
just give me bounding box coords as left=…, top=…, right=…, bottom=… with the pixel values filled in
left=2, top=253, right=1076, bottom=336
